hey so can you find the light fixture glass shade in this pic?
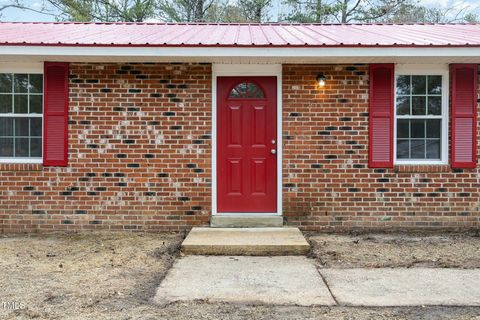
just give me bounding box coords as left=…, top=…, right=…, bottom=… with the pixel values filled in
left=317, top=74, right=326, bottom=87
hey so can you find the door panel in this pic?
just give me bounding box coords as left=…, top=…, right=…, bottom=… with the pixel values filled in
left=253, top=105, right=267, bottom=145
left=227, top=105, right=242, bottom=145
left=251, top=158, right=267, bottom=194
left=217, top=77, right=277, bottom=213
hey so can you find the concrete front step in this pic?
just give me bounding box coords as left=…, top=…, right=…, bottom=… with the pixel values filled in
left=210, top=215, right=283, bottom=228
left=181, top=227, right=310, bottom=256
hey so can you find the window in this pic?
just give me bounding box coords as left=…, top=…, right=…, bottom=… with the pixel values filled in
left=229, top=81, right=265, bottom=99
left=0, top=73, right=43, bottom=161
left=394, top=66, right=448, bottom=164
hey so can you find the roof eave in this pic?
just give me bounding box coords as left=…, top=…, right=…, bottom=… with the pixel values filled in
left=1, top=45, right=480, bottom=64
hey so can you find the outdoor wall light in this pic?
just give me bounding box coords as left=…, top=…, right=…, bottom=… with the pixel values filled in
left=317, top=74, right=327, bottom=87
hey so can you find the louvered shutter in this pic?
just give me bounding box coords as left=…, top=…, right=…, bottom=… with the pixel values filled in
left=451, top=64, right=477, bottom=169
left=369, top=64, right=394, bottom=168
left=43, top=62, right=69, bottom=166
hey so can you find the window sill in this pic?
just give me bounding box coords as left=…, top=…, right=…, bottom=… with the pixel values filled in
left=0, top=158, right=42, bottom=164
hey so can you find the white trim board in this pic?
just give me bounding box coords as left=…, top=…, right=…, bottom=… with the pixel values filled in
left=212, top=64, right=283, bottom=216
left=0, top=62, right=43, bottom=73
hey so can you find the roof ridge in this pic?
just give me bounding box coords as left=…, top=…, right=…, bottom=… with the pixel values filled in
left=1, top=21, right=480, bottom=26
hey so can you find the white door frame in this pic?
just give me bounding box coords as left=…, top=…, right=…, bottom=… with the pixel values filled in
left=211, top=63, right=283, bottom=216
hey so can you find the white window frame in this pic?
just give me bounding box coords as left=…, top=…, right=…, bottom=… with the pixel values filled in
left=394, top=64, right=449, bottom=165
left=0, top=62, right=44, bottom=164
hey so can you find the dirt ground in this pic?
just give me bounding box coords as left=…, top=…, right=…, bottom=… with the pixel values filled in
left=308, top=231, right=480, bottom=268
left=1, top=231, right=479, bottom=320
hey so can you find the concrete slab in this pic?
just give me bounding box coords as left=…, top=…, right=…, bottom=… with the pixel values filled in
left=181, top=227, right=310, bottom=255
left=210, top=215, right=283, bottom=228
left=154, top=256, right=335, bottom=306
left=321, top=268, right=480, bottom=306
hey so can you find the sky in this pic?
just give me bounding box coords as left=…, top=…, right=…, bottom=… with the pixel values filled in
left=0, top=0, right=55, bottom=21
left=0, top=0, right=479, bottom=22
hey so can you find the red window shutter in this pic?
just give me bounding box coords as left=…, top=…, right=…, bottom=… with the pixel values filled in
left=451, top=64, right=478, bottom=169
left=369, top=64, right=394, bottom=168
left=43, top=62, right=69, bottom=167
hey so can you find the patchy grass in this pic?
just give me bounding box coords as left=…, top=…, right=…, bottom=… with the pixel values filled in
left=1, top=231, right=479, bottom=319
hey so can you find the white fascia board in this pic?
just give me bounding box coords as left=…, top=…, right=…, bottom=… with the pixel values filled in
left=2, top=46, right=480, bottom=63
left=2, top=45, right=480, bottom=58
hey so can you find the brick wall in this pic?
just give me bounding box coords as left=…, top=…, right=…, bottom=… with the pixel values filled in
left=282, top=64, right=479, bottom=231
left=0, top=63, right=212, bottom=233
left=1, top=63, right=479, bottom=233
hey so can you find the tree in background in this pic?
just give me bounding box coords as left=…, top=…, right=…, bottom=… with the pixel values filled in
left=0, top=0, right=56, bottom=19
left=389, top=3, right=479, bottom=23
left=1, top=0, right=27, bottom=16
left=48, top=0, right=271, bottom=22
left=47, top=0, right=155, bottom=22
left=282, top=0, right=338, bottom=23
left=238, top=0, right=272, bottom=22
left=0, top=0, right=478, bottom=23
left=337, top=0, right=411, bottom=23
left=283, top=0, right=419, bottom=23
left=156, top=0, right=216, bottom=22
left=204, top=2, right=247, bottom=22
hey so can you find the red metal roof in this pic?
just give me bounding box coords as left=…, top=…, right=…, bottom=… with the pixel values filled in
left=0, top=22, right=480, bottom=47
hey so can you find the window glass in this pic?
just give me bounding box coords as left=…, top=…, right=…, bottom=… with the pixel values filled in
left=229, top=81, right=265, bottom=99
left=411, top=75, right=426, bottom=94
left=0, top=74, right=12, bottom=93
left=0, top=94, right=12, bottom=113
left=14, top=95, right=28, bottom=113
left=30, top=138, right=42, bottom=157
left=0, top=73, right=43, bottom=159
left=428, top=76, right=442, bottom=94
left=396, top=74, right=443, bottom=161
left=0, top=118, right=13, bottom=136
left=14, top=74, right=29, bottom=93
left=15, top=138, right=29, bottom=157
left=0, top=138, right=13, bottom=157
left=29, top=95, right=43, bottom=114
left=29, top=74, right=43, bottom=93
left=396, top=96, right=410, bottom=115
left=15, top=118, right=29, bottom=136
left=412, top=96, right=426, bottom=115
left=396, top=75, right=410, bottom=95
left=427, top=96, right=441, bottom=115
left=30, top=118, right=42, bottom=136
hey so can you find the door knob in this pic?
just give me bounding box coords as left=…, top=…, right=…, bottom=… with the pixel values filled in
left=271, top=149, right=277, bottom=154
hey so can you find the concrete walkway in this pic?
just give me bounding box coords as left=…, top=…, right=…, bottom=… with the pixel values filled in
left=154, top=256, right=480, bottom=307
left=322, top=268, right=480, bottom=306
left=154, top=256, right=335, bottom=306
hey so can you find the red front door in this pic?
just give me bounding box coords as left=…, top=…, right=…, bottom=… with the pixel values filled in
left=217, top=76, right=277, bottom=213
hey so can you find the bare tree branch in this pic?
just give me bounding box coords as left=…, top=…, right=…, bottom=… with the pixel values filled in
left=0, top=1, right=57, bottom=18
